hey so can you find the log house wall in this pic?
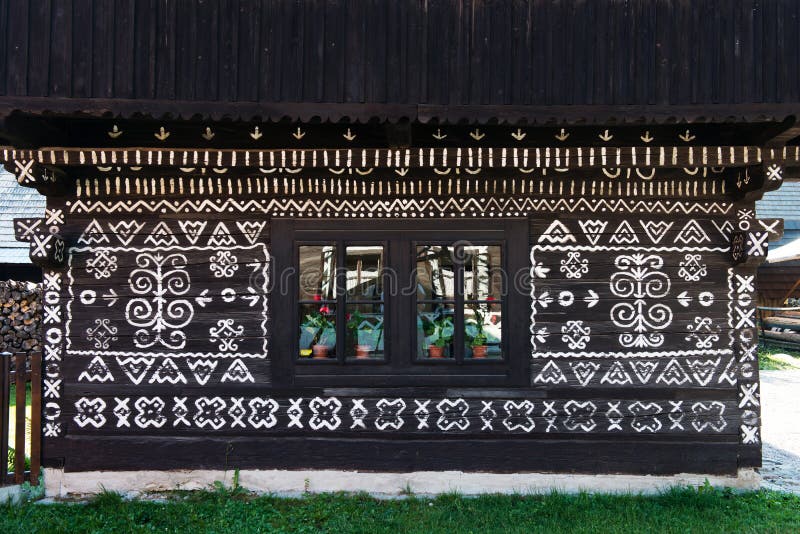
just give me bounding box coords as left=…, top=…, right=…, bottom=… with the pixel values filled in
left=17, top=161, right=770, bottom=475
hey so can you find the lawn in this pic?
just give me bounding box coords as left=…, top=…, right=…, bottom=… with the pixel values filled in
left=759, top=346, right=800, bottom=370
left=0, top=488, right=799, bottom=533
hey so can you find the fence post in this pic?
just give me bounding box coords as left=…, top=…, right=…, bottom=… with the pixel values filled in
left=0, top=352, right=9, bottom=485
left=30, top=352, right=41, bottom=485
left=14, top=352, right=26, bottom=484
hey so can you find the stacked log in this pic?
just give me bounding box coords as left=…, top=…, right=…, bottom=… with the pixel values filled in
left=0, top=280, right=42, bottom=354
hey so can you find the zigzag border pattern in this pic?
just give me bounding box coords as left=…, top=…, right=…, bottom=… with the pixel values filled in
left=68, top=197, right=734, bottom=216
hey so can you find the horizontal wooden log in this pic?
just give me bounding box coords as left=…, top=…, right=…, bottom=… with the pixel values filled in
left=56, top=435, right=741, bottom=475
left=0, top=145, right=775, bottom=170
left=66, top=175, right=735, bottom=206
left=762, top=316, right=800, bottom=332
left=760, top=329, right=800, bottom=344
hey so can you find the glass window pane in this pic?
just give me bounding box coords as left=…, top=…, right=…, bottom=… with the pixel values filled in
left=465, top=302, right=502, bottom=359
left=298, top=303, right=336, bottom=359
left=463, top=245, right=502, bottom=300
left=416, top=245, right=456, bottom=300
left=346, top=245, right=383, bottom=301
left=298, top=245, right=337, bottom=301
left=346, top=304, right=384, bottom=360
left=417, top=303, right=455, bottom=359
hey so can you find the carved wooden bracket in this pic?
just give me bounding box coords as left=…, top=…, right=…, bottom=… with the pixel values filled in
left=13, top=216, right=67, bottom=268
left=728, top=163, right=784, bottom=202
left=6, top=160, right=69, bottom=196
left=731, top=230, right=769, bottom=267
left=756, top=218, right=784, bottom=243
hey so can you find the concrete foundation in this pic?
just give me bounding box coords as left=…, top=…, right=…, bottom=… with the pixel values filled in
left=43, top=468, right=761, bottom=498
left=0, top=484, right=24, bottom=504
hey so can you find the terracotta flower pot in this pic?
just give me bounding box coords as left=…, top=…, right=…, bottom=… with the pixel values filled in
left=355, top=344, right=372, bottom=359
left=312, top=345, right=330, bottom=359
left=471, top=345, right=488, bottom=359
left=428, top=345, right=445, bottom=359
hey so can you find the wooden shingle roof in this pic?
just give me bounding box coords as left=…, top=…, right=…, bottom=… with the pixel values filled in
left=0, top=171, right=44, bottom=264
left=1, top=1, right=800, bottom=124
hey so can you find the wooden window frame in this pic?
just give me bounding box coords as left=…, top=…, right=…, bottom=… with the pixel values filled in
left=271, top=219, right=529, bottom=387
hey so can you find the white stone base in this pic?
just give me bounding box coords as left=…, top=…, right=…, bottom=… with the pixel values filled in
left=0, top=484, right=25, bottom=504
left=43, top=467, right=761, bottom=498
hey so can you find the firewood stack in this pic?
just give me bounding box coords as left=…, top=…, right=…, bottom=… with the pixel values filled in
left=0, top=280, right=42, bottom=354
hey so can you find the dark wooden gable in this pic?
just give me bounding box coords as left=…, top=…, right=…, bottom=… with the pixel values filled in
left=1, top=0, right=800, bottom=123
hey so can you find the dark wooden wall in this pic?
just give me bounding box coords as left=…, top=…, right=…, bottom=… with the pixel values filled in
left=19, top=162, right=764, bottom=475
left=1, top=0, right=799, bottom=112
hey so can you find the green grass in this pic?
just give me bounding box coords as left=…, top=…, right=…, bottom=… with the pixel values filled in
left=1, top=487, right=799, bottom=533
left=759, top=346, right=800, bottom=370
left=8, top=384, right=32, bottom=408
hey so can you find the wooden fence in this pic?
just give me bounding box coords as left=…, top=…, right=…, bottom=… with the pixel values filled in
left=0, top=351, right=41, bottom=486
left=758, top=306, right=800, bottom=352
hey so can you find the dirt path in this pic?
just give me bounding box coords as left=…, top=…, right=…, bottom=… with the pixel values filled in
left=760, top=370, right=800, bottom=494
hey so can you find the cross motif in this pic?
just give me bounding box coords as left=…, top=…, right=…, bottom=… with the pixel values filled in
left=414, top=399, right=431, bottom=429
left=766, top=164, right=783, bottom=182
left=746, top=232, right=768, bottom=256
left=738, top=383, right=759, bottom=408
left=735, top=274, right=754, bottom=293
left=734, top=307, right=755, bottom=329
left=741, top=425, right=760, bottom=444
left=287, top=398, right=304, bottom=428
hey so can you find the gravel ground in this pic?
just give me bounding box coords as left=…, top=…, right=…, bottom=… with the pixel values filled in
left=760, top=369, right=800, bottom=494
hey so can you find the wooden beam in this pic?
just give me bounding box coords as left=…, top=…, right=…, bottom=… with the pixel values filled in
left=3, top=159, right=69, bottom=196
left=0, top=145, right=774, bottom=171
left=1, top=96, right=799, bottom=125
left=762, top=116, right=800, bottom=146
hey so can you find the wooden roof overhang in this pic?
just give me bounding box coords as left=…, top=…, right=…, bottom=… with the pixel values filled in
left=0, top=142, right=792, bottom=201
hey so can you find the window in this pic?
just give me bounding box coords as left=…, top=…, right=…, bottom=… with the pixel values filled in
left=415, top=244, right=503, bottom=361
left=271, top=219, right=528, bottom=386
left=297, top=243, right=386, bottom=361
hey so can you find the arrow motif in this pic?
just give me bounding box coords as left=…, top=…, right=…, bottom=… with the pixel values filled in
left=640, top=131, right=654, bottom=143
left=107, top=125, right=123, bottom=139
left=292, top=127, right=306, bottom=140
left=195, top=289, right=212, bottom=308
left=679, top=129, right=696, bottom=142
left=598, top=129, right=613, bottom=142
left=242, top=287, right=260, bottom=307
left=250, top=126, right=263, bottom=140
left=555, top=128, right=570, bottom=141
left=154, top=127, right=170, bottom=141
left=432, top=128, right=447, bottom=140
left=201, top=127, right=215, bottom=141
left=394, top=168, right=409, bottom=176
left=583, top=290, right=599, bottom=308
left=677, top=291, right=692, bottom=307
left=469, top=128, right=485, bottom=141
left=101, top=289, right=118, bottom=307
left=532, top=263, right=550, bottom=278
left=343, top=128, right=356, bottom=141
left=535, top=292, right=553, bottom=308
left=511, top=128, right=527, bottom=141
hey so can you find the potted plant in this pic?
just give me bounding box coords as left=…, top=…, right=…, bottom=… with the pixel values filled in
left=301, top=305, right=335, bottom=359
left=347, top=310, right=374, bottom=359
left=428, top=335, right=447, bottom=359
left=470, top=331, right=488, bottom=358
left=467, top=307, right=488, bottom=358
left=424, top=315, right=453, bottom=359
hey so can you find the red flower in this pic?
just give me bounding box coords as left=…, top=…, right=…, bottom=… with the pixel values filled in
left=346, top=313, right=351, bottom=320
left=313, top=294, right=322, bottom=301
left=319, top=305, right=331, bottom=314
